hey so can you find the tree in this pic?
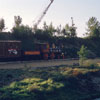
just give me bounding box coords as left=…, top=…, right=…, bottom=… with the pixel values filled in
left=48, top=22, right=55, bottom=36
left=12, top=25, right=34, bottom=50
left=56, top=25, right=62, bottom=36
left=62, top=24, right=77, bottom=37
left=69, top=26, right=77, bottom=37
left=62, top=24, right=70, bottom=37
left=77, top=45, right=88, bottom=66
left=14, top=16, right=22, bottom=27
left=0, top=18, right=5, bottom=32
left=86, top=17, right=100, bottom=38
left=43, top=21, right=48, bottom=31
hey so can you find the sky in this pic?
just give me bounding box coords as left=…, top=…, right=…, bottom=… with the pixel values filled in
left=0, top=0, right=100, bottom=37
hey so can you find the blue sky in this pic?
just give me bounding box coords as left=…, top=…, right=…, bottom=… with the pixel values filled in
left=0, top=0, right=100, bottom=37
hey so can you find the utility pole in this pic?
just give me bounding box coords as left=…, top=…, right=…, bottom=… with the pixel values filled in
left=71, top=17, right=75, bottom=27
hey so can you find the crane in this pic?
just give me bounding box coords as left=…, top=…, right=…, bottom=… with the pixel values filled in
left=33, top=0, right=54, bottom=29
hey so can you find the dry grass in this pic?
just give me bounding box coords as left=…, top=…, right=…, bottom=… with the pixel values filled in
left=0, top=58, right=100, bottom=69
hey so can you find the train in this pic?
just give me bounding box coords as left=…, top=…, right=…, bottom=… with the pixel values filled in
left=0, top=40, right=65, bottom=61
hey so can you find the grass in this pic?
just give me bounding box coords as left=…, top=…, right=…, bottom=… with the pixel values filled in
left=0, top=64, right=100, bottom=100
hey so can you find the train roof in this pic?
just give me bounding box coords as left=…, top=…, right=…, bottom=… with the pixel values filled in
left=0, top=40, right=21, bottom=43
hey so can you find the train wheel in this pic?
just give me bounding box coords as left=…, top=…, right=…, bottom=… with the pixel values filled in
left=57, top=55, right=60, bottom=59
left=50, top=53, right=55, bottom=59
left=43, top=53, right=48, bottom=60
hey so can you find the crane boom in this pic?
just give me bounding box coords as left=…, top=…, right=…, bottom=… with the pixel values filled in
left=34, top=0, right=54, bottom=28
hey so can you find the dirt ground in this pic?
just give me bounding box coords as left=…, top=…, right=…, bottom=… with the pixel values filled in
left=0, top=58, right=100, bottom=69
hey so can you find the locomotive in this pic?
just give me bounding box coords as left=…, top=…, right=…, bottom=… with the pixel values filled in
left=0, top=40, right=64, bottom=61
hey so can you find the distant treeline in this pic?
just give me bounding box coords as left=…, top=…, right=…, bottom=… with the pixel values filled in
left=0, top=16, right=100, bottom=58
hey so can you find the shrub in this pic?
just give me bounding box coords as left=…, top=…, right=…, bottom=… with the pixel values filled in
left=77, top=45, right=88, bottom=66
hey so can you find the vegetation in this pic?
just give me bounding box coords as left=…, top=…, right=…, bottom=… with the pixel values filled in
left=0, top=18, right=5, bottom=32
left=0, top=65, right=100, bottom=100
left=0, top=16, right=100, bottom=58
left=0, top=10, right=100, bottom=100
left=77, top=45, right=89, bottom=66
left=86, top=17, right=100, bottom=38
left=14, top=16, right=22, bottom=27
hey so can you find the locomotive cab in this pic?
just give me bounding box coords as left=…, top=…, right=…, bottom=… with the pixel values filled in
left=37, top=43, right=50, bottom=60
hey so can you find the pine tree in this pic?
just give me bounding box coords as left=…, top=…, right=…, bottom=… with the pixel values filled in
left=77, top=45, right=88, bottom=66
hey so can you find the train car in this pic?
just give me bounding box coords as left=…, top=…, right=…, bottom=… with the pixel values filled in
left=23, top=43, right=50, bottom=60
left=38, top=43, right=50, bottom=60
left=0, top=40, right=21, bottom=61
left=35, top=43, right=63, bottom=59
left=22, top=42, right=64, bottom=60
left=49, top=47, right=63, bottom=59
left=0, top=40, right=65, bottom=61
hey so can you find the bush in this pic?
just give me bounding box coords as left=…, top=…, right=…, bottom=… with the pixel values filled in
left=0, top=78, right=64, bottom=100
left=89, top=64, right=98, bottom=69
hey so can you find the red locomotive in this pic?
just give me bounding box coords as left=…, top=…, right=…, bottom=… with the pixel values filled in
left=0, top=40, right=64, bottom=61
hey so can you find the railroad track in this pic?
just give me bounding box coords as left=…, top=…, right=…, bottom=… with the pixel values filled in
left=0, top=59, right=79, bottom=69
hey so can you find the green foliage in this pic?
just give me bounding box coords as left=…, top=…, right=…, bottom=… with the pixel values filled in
left=86, top=17, right=100, bottom=38
left=12, top=25, right=33, bottom=39
left=0, top=16, right=100, bottom=58
left=0, top=78, right=64, bottom=100
left=62, top=24, right=77, bottom=37
left=56, top=25, right=62, bottom=36
left=47, top=22, right=55, bottom=36
left=14, top=16, right=22, bottom=27
left=0, top=66, right=100, bottom=100
left=89, top=63, right=98, bottom=69
left=0, top=18, right=5, bottom=32
left=34, top=28, right=54, bottom=43
left=78, top=45, right=88, bottom=58
left=0, top=32, right=12, bottom=40
left=78, top=45, right=89, bottom=66
left=12, top=25, right=34, bottom=50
